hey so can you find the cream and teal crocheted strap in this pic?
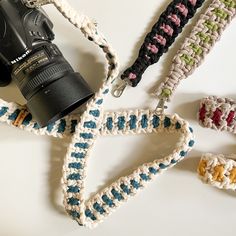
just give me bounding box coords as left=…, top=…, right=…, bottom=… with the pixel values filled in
left=158, top=0, right=236, bottom=100
left=61, top=113, right=194, bottom=227
left=0, top=99, right=191, bottom=138
left=198, top=153, right=236, bottom=190
left=1, top=0, right=194, bottom=228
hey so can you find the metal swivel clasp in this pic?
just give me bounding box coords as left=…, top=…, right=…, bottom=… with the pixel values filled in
left=155, top=98, right=168, bottom=115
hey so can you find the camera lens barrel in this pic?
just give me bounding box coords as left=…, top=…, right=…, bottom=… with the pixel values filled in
left=12, top=43, right=94, bottom=127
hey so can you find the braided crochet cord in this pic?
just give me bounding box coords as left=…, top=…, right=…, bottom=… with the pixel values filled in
left=197, top=96, right=236, bottom=190
left=121, top=0, right=205, bottom=87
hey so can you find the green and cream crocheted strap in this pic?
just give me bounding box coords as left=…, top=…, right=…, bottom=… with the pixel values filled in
left=198, top=153, right=236, bottom=190
left=158, top=0, right=236, bottom=100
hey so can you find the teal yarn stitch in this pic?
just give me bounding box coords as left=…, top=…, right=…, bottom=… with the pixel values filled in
left=149, top=167, right=158, bottom=174
left=111, top=189, right=124, bottom=201
left=129, top=115, right=137, bottom=129
left=71, top=152, right=85, bottom=159
left=71, top=120, right=78, bottom=133
left=69, top=210, right=80, bottom=219
left=175, top=122, right=181, bottom=129
left=180, top=150, right=187, bottom=157
left=85, top=209, right=97, bottom=221
left=130, top=180, right=141, bottom=189
left=159, top=163, right=169, bottom=169
left=67, top=173, right=81, bottom=180
left=47, top=122, right=55, bottom=132
left=117, top=116, right=125, bottom=130
left=152, top=115, right=160, bottom=128
left=102, top=195, right=114, bottom=207
left=0, top=107, right=8, bottom=116
left=89, top=110, right=100, bottom=117
left=8, top=109, right=20, bottom=121
left=68, top=162, right=82, bottom=169
left=58, top=119, right=66, bottom=133
left=103, top=89, right=109, bottom=94
left=164, top=117, right=171, bottom=128
left=84, top=121, right=97, bottom=129
left=33, top=123, right=40, bottom=129
left=140, top=173, right=150, bottom=181
left=120, top=184, right=131, bottom=195
left=67, top=197, right=80, bottom=206
left=67, top=185, right=80, bottom=193
left=80, top=133, right=93, bottom=139
left=96, top=99, right=103, bottom=105
left=75, top=142, right=89, bottom=149
left=22, top=114, right=32, bottom=126
left=171, top=159, right=178, bottom=164
left=106, top=117, right=113, bottom=130
left=141, top=114, right=148, bottom=128
left=93, top=202, right=106, bottom=214
left=189, top=140, right=195, bottom=147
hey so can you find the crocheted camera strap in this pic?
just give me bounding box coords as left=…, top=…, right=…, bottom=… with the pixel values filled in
left=119, top=0, right=205, bottom=88
left=157, top=0, right=236, bottom=102
left=0, top=100, right=194, bottom=227
left=197, top=96, right=236, bottom=190
left=1, top=0, right=194, bottom=228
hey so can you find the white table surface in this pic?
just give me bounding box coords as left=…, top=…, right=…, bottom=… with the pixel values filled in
left=0, top=1, right=236, bottom=235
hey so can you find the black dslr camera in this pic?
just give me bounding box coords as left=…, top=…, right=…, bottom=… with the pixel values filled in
left=0, top=0, right=94, bottom=127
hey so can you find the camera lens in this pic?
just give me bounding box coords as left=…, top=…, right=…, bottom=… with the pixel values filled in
left=11, top=43, right=94, bottom=127
left=0, top=61, right=12, bottom=87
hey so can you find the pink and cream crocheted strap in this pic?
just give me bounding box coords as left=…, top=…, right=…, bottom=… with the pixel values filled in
left=198, top=153, right=236, bottom=190
left=198, top=96, right=236, bottom=133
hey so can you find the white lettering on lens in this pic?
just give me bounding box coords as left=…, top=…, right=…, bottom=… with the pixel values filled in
left=11, top=50, right=31, bottom=64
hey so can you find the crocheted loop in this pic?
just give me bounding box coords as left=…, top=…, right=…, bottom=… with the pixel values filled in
left=63, top=113, right=194, bottom=228
left=115, top=0, right=205, bottom=92
left=198, top=153, right=236, bottom=190
left=0, top=99, right=194, bottom=228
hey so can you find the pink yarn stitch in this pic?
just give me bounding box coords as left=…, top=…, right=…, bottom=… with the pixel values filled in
left=168, top=14, right=181, bottom=26
left=147, top=43, right=159, bottom=54
left=176, top=3, right=188, bottom=17
left=189, top=0, right=197, bottom=6
left=160, top=24, right=174, bottom=36
left=128, top=73, right=137, bottom=80
left=153, top=34, right=167, bottom=46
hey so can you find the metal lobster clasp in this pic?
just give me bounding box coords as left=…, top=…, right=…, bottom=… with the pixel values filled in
left=111, top=79, right=129, bottom=98
left=155, top=98, right=167, bottom=115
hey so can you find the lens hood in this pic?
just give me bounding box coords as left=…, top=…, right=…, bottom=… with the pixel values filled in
left=27, top=72, right=94, bottom=127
